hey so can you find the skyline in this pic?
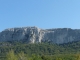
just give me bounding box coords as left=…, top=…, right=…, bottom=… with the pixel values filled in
left=0, top=0, right=80, bottom=31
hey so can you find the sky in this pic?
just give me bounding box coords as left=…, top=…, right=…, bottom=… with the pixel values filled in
left=0, top=0, right=80, bottom=32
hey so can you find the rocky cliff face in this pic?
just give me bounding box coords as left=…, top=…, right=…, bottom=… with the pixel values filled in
left=0, top=27, right=80, bottom=44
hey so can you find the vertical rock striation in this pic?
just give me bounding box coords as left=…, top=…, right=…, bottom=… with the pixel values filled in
left=0, top=27, right=80, bottom=44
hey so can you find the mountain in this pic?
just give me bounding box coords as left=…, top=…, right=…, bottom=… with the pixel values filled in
left=0, top=26, right=80, bottom=44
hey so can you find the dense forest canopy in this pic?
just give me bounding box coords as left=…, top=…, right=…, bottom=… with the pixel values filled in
left=0, top=41, right=80, bottom=60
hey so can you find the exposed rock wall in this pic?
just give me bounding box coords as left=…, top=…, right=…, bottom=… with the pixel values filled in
left=0, top=27, right=80, bottom=44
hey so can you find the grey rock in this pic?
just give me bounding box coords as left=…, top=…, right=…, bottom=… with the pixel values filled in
left=0, top=27, right=80, bottom=44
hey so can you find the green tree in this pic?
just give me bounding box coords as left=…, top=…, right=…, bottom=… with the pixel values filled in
left=6, top=50, right=18, bottom=60
left=18, top=52, right=27, bottom=60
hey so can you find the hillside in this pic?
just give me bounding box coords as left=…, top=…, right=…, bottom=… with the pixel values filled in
left=0, top=41, right=80, bottom=55
left=0, top=41, right=80, bottom=60
left=1, top=26, right=80, bottom=60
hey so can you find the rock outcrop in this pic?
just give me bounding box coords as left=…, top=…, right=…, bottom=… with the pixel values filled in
left=0, top=26, right=80, bottom=44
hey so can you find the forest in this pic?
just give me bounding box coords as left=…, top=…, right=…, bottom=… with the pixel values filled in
left=0, top=41, right=80, bottom=60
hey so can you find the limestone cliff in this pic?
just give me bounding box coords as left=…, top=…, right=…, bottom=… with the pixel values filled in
left=0, top=27, right=80, bottom=44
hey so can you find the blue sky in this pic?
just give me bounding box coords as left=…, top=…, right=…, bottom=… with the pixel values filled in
left=0, top=0, right=80, bottom=31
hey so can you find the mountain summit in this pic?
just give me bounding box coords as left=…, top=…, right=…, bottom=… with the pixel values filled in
left=0, top=26, right=80, bottom=44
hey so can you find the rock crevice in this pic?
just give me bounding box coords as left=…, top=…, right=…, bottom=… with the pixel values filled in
left=0, top=27, right=80, bottom=44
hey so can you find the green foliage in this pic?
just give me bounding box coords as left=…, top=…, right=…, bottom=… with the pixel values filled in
left=29, top=54, right=42, bottom=60
left=18, top=52, right=27, bottom=60
left=6, top=50, right=28, bottom=60
left=6, top=51, right=79, bottom=60
left=1, top=41, right=80, bottom=60
left=3, top=50, right=80, bottom=60
left=6, top=50, right=18, bottom=60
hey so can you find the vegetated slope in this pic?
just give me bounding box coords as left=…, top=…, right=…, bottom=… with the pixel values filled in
left=0, top=41, right=80, bottom=56
left=0, top=41, right=80, bottom=60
